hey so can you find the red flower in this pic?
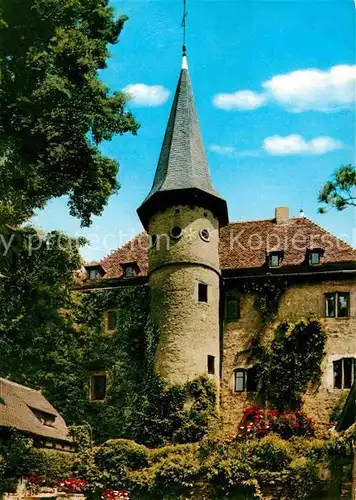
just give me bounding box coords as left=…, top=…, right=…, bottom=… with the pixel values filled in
left=56, top=478, right=87, bottom=493
left=101, top=489, right=129, bottom=500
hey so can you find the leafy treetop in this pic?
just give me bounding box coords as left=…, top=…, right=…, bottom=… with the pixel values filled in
left=0, top=0, right=139, bottom=226
left=318, top=165, right=356, bottom=213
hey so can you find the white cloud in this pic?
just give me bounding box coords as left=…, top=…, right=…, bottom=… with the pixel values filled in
left=213, top=64, right=356, bottom=112
left=263, top=65, right=356, bottom=112
left=123, top=83, right=170, bottom=107
left=209, top=144, right=260, bottom=158
left=263, top=134, right=344, bottom=156
left=209, top=144, right=237, bottom=155
left=212, top=90, right=266, bottom=110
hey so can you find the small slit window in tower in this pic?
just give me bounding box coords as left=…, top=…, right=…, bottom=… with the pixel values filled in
left=198, top=283, right=208, bottom=303
left=207, top=355, right=215, bottom=375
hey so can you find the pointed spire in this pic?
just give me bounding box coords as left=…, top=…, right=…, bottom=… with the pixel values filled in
left=137, top=60, right=228, bottom=230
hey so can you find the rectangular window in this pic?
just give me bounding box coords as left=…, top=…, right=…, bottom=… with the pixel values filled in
left=88, top=268, right=99, bottom=280
left=124, top=265, right=134, bottom=278
left=235, top=368, right=258, bottom=393
left=333, top=358, right=356, bottom=389
left=325, top=292, right=350, bottom=318
left=246, top=367, right=258, bottom=392
left=268, top=251, right=283, bottom=268
left=207, top=355, right=215, bottom=375
left=107, top=310, right=117, bottom=332
left=198, top=283, right=208, bottom=303
left=90, top=373, right=107, bottom=401
left=235, top=370, right=245, bottom=392
left=226, top=296, right=240, bottom=321
left=310, top=251, right=321, bottom=265
left=338, top=293, right=350, bottom=318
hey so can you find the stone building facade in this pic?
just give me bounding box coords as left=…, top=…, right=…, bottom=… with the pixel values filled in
left=79, top=55, right=356, bottom=437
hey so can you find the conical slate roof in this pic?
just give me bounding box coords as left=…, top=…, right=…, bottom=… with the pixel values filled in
left=137, top=56, right=228, bottom=229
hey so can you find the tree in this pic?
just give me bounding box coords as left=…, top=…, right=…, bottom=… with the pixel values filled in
left=0, top=228, right=90, bottom=420
left=318, top=165, right=356, bottom=213
left=0, top=0, right=139, bottom=227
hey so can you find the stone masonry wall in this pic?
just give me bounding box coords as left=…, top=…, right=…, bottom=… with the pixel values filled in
left=221, top=278, right=356, bottom=439
left=148, top=205, right=221, bottom=388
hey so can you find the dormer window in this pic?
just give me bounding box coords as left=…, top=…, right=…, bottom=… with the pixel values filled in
left=85, top=262, right=104, bottom=280
left=30, top=408, right=56, bottom=427
left=88, top=268, right=100, bottom=280
left=267, top=251, right=283, bottom=268
left=121, top=262, right=139, bottom=278
left=308, top=248, right=324, bottom=266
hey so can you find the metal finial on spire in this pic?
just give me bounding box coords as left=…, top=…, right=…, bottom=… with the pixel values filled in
left=181, top=0, right=187, bottom=57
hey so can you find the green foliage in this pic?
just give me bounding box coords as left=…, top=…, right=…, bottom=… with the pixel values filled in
left=318, top=164, right=356, bottom=213
left=329, top=391, right=349, bottom=424
left=0, top=234, right=215, bottom=446
left=128, top=375, right=217, bottom=448
left=0, top=433, right=73, bottom=486
left=248, top=434, right=294, bottom=471
left=95, top=439, right=149, bottom=471
left=252, top=319, right=326, bottom=410
left=0, top=228, right=90, bottom=423
left=285, top=457, right=321, bottom=499
left=31, top=449, right=74, bottom=484
left=1, top=432, right=352, bottom=500
left=242, top=278, right=288, bottom=325
left=0, top=0, right=139, bottom=226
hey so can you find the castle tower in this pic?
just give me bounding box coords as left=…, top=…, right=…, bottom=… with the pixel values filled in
left=137, top=54, right=228, bottom=387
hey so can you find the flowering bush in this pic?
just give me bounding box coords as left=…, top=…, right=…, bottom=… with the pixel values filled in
left=238, top=406, right=314, bottom=439
left=57, top=478, right=87, bottom=493
left=27, top=474, right=41, bottom=486
left=101, top=488, right=129, bottom=500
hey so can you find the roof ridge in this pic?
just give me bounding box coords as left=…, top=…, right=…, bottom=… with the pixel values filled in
left=304, top=217, right=356, bottom=251
left=100, top=232, right=148, bottom=264
left=0, top=378, right=41, bottom=393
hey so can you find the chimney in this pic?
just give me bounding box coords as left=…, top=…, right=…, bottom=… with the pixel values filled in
left=275, top=206, right=289, bottom=224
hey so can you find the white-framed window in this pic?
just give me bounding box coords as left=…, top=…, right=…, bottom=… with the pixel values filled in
left=325, top=292, right=350, bottom=318
left=333, top=358, right=356, bottom=389
left=234, top=367, right=258, bottom=393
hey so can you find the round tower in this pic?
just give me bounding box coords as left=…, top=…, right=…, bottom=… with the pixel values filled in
left=137, top=55, right=228, bottom=387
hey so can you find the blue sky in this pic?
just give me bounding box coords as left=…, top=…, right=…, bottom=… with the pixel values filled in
left=32, top=0, right=356, bottom=261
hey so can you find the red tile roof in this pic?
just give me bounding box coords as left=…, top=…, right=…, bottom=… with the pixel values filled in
left=220, top=217, right=355, bottom=270
left=95, top=217, right=355, bottom=280
left=0, top=378, right=72, bottom=443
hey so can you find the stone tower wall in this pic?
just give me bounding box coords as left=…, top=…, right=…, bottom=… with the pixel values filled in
left=148, top=205, right=221, bottom=387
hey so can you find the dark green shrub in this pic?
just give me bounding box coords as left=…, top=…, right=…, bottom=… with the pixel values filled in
left=285, top=457, right=321, bottom=499
left=95, top=439, right=149, bottom=471
left=32, top=449, right=74, bottom=484
left=150, top=450, right=201, bottom=499
left=249, top=434, right=293, bottom=471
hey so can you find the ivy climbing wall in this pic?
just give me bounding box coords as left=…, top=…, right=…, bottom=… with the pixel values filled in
left=221, top=277, right=356, bottom=439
